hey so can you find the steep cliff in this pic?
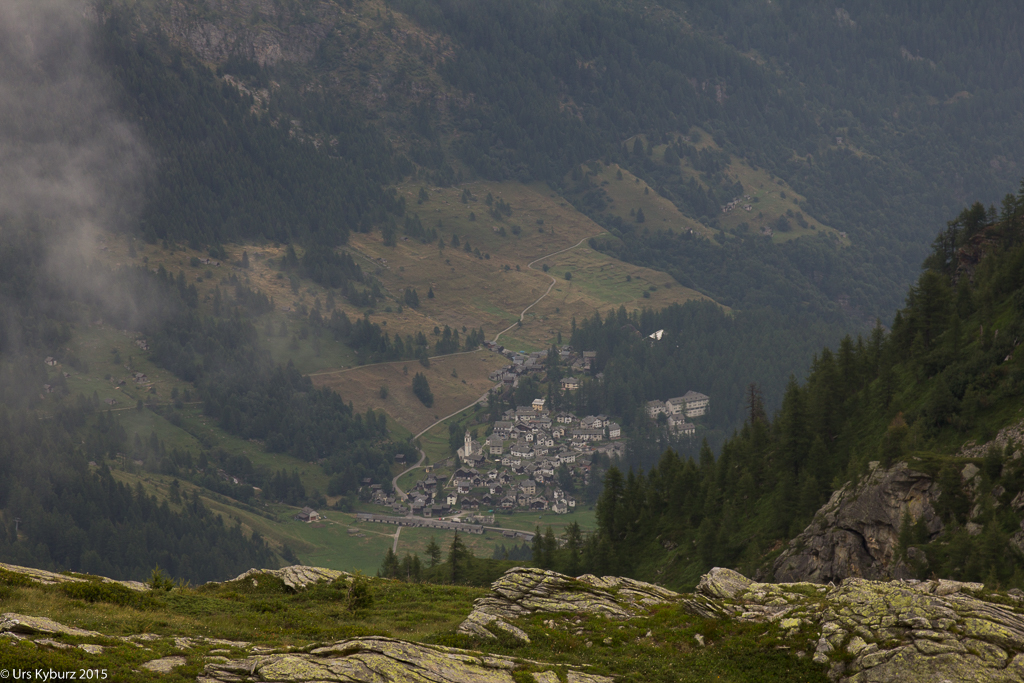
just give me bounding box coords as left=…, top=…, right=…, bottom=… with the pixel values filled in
left=771, top=425, right=1024, bottom=585
left=771, top=462, right=945, bottom=583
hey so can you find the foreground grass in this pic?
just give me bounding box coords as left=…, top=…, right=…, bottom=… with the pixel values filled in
left=0, top=567, right=827, bottom=683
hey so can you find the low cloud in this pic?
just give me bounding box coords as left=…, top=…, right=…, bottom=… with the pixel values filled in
left=0, top=0, right=150, bottom=326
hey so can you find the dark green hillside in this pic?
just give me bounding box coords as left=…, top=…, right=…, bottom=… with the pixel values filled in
left=98, top=11, right=404, bottom=246
left=389, top=0, right=1023, bottom=314
left=582, top=184, right=1024, bottom=589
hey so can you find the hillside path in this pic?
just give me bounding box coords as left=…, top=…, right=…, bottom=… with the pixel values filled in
left=491, top=234, right=602, bottom=345
left=391, top=388, right=492, bottom=501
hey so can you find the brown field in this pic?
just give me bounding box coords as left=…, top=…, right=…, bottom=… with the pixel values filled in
left=348, top=179, right=710, bottom=352
left=310, top=349, right=509, bottom=436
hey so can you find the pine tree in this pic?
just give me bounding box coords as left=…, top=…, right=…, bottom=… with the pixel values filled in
left=425, top=537, right=442, bottom=567
left=448, top=532, right=469, bottom=583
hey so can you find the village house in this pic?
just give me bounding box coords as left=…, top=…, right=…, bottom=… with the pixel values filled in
left=556, top=412, right=575, bottom=424
left=522, top=479, right=537, bottom=495
left=560, top=376, right=580, bottom=391
left=572, top=428, right=604, bottom=443
left=607, top=422, right=622, bottom=438
left=668, top=416, right=696, bottom=436
left=493, top=421, right=513, bottom=437
left=532, top=397, right=546, bottom=412
left=295, top=507, right=321, bottom=523
left=487, top=434, right=504, bottom=455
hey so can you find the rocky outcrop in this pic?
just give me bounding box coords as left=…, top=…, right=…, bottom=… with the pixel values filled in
left=7, top=561, right=1024, bottom=683
left=1, top=613, right=102, bottom=638
left=0, top=561, right=148, bottom=591
left=457, top=567, right=679, bottom=642
left=161, top=0, right=335, bottom=67
left=690, top=567, right=1024, bottom=682
left=957, top=417, right=1024, bottom=460
left=225, top=565, right=350, bottom=590
left=772, top=462, right=944, bottom=583
left=198, top=636, right=613, bottom=683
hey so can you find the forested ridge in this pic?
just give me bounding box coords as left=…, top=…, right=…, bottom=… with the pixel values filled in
left=580, top=184, right=1024, bottom=589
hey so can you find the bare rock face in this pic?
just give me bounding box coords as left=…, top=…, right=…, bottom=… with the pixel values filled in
left=161, top=0, right=334, bottom=67
left=199, top=636, right=613, bottom=683
left=458, top=567, right=679, bottom=642
left=772, top=463, right=943, bottom=583
left=689, top=567, right=1024, bottom=683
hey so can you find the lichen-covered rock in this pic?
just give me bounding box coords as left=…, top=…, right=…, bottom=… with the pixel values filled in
left=140, top=656, right=188, bottom=673
left=688, top=568, right=1024, bottom=683
left=198, top=635, right=613, bottom=683
left=224, top=565, right=350, bottom=590
left=458, top=567, right=678, bottom=642
left=772, top=463, right=943, bottom=583
left=0, top=613, right=101, bottom=638
left=0, top=561, right=148, bottom=591
left=696, top=567, right=753, bottom=599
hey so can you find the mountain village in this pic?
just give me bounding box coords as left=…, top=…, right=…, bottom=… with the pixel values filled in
left=369, top=346, right=710, bottom=521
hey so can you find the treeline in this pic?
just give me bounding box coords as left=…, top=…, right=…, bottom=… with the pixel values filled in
left=583, top=183, right=1024, bottom=588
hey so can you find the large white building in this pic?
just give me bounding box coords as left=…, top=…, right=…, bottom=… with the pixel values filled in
left=649, top=391, right=709, bottom=419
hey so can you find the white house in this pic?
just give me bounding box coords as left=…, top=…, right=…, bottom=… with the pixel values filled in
left=665, top=396, right=687, bottom=415
left=682, top=390, right=710, bottom=417
left=560, top=377, right=580, bottom=391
